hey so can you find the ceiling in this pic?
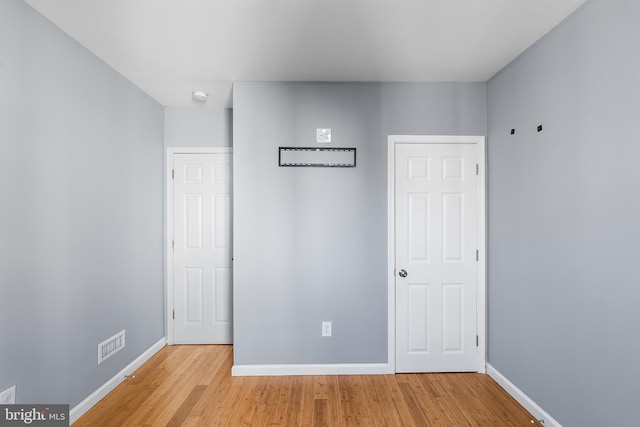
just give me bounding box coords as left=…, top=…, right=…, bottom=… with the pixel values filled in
left=24, top=0, right=587, bottom=108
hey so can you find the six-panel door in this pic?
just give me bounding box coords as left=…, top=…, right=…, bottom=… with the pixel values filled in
left=395, top=143, right=478, bottom=372
left=173, top=153, right=232, bottom=344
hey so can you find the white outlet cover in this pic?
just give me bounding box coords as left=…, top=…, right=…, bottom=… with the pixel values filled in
left=316, top=128, right=331, bottom=143
left=0, top=386, right=16, bottom=404
left=322, top=321, right=332, bottom=337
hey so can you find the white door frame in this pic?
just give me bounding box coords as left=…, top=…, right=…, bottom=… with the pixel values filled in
left=165, top=147, right=233, bottom=345
left=387, top=135, right=486, bottom=373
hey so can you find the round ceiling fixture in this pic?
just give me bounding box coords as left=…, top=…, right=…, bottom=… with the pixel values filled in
left=192, top=90, right=208, bottom=103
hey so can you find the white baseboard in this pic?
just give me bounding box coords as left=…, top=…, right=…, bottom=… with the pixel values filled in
left=487, top=364, right=562, bottom=427
left=70, top=337, right=166, bottom=425
left=232, top=363, right=391, bottom=376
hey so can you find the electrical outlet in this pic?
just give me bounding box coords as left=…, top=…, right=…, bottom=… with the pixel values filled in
left=322, top=321, right=332, bottom=337
left=0, top=386, right=16, bottom=405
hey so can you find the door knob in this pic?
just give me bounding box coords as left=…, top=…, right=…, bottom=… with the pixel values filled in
left=398, top=269, right=408, bottom=278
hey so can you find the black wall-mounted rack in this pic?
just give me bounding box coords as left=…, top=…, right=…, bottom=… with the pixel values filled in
left=278, top=147, right=356, bottom=168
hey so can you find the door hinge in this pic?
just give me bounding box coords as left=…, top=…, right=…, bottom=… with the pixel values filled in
left=172, top=309, right=175, bottom=320
left=476, top=250, right=479, bottom=261
left=172, top=169, right=175, bottom=180
left=476, top=163, right=479, bottom=176
left=172, top=240, right=175, bottom=250
left=476, top=335, right=479, bottom=347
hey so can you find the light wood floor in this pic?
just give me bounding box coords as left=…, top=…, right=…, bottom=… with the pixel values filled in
left=76, top=345, right=539, bottom=426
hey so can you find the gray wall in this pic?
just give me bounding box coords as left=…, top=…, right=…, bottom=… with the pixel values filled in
left=164, top=107, right=232, bottom=147
left=487, top=1, right=640, bottom=425
left=233, top=82, right=486, bottom=365
left=0, top=0, right=164, bottom=408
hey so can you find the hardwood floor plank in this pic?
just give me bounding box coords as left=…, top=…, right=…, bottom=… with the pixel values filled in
left=121, top=347, right=205, bottom=426
left=312, top=398, right=327, bottom=427
left=266, top=377, right=291, bottom=426
left=189, top=347, right=233, bottom=420
left=358, top=375, right=400, bottom=427
left=283, top=375, right=303, bottom=426
left=77, top=346, right=542, bottom=426
left=381, top=374, right=418, bottom=427
left=398, top=382, right=428, bottom=427
left=166, top=385, right=207, bottom=427
left=134, top=348, right=212, bottom=426
left=324, top=374, right=344, bottom=427
left=338, top=375, right=372, bottom=426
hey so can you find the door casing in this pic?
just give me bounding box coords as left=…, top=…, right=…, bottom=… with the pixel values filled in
left=387, top=135, right=486, bottom=373
left=166, top=147, right=233, bottom=345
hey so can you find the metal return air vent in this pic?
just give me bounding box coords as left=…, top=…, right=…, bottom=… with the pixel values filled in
left=98, top=330, right=125, bottom=364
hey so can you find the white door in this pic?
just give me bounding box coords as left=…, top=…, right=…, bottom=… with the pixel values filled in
left=395, top=142, right=479, bottom=372
left=172, top=152, right=232, bottom=344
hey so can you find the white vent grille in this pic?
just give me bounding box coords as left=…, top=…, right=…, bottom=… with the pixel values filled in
left=98, top=330, right=125, bottom=364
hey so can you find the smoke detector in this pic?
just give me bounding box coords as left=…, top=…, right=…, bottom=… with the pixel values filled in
left=192, top=90, right=208, bottom=103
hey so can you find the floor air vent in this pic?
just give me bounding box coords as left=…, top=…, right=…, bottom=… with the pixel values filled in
left=98, top=330, right=125, bottom=364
